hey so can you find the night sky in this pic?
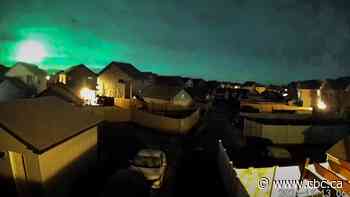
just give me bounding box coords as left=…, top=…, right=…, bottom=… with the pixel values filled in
left=1, top=0, right=350, bottom=84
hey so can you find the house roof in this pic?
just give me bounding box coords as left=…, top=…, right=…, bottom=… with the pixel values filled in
left=297, top=80, right=322, bottom=89
left=0, top=77, right=30, bottom=90
left=65, top=64, right=97, bottom=76
left=185, top=87, right=209, bottom=99
left=326, top=137, right=350, bottom=162
left=242, top=81, right=256, bottom=87
left=154, top=75, right=185, bottom=87
left=12, top=62, right=47, bottom=77
left=0, top=64, right=9, bottom=75
left=142, top=85, right=185, bottom=100
left=0, top=96, right=101, bottom=153
left=37, top=84, right=83, bottom=105
left=100, top=61, right=142, bottom=79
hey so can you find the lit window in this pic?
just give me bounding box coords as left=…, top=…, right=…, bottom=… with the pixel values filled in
left=317, top=89, right=321, bottom=97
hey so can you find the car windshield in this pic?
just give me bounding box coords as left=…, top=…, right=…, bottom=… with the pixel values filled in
left=133, top=155, right=161, bottom=168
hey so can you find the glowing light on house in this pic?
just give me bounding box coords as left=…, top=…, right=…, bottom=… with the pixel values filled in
left=46, top=75, right=50, bottom=80
left=15, top=40, right=48, bottom=64
left=80, top=87, right=97, bottom=105
left=234, top=85, right=239, bottom=89
left=282, top=93, right=288, bottom=97
left=317, top=99, right=327, bottom=110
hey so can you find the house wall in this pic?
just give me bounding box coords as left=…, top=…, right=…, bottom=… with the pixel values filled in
left=255, top=86, right=266, bottom=94
left=97, top=66, right=142, bottom=98
left=322, top=89, right=350, bottom=114
left=6, top=65, right=47, bottom=94
left=0, top=81, right=29, bottom=102
left=65, top=69, right=97, bottom=97
left=38, top=127, right=98, bottom=197
left=173, top=90, right=193, bottom=107
left=298, top=89, right=318, bottom=108
left=0, top=128, right=30, bottom=196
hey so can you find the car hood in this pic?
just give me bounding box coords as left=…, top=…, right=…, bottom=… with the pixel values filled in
left=130, top=166, right=162, bottom=181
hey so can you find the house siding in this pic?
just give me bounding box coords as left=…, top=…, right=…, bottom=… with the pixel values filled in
left=38, top=126, right=98, bottom=197
left=6, top=64, right=47, bottom=94
left=65, top=68, right=97, bottom=98
left=173, top=90, right=193, bottom=107
left=0, top=128, right=28, bottom=196
left=298, top=89, right=318, bottom=108
left=97, top=66, right=143, bottom=98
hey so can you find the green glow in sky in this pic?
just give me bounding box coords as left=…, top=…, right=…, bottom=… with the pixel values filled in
left=1, top=0, right=350, bottom=83
left=15, top=39, right=48, bottom=64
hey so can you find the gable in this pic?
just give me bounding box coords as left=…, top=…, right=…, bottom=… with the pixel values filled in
left=99, top=62, right=142, bottom=80
left=0, top=97, right=101, bottom=153
left=6, top=64, right=31, bottom=78
left=174, top=89, right=192, bottom=101
left=99, top=65, right=134, bottom=81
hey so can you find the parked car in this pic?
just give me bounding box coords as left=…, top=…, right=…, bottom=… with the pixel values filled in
left=129, top=149, right=167, bottom=189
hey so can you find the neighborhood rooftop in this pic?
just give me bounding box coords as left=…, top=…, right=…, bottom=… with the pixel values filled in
left=99, top=61, right=143, bottom=79
left=142, top=85, right=184, bottom=100
left=0, top=96, right=101, bottom=153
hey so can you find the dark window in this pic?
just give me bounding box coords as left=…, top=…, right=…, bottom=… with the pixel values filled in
left=0, top=151, right=5, bottom=159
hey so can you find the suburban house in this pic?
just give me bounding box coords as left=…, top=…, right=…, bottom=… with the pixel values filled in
left=97, top=61, right=144, bottom=99
left=49, top=70, right=66, bottom=85
left=5, top=62, right=48, bottom=94
left=141, top=72, right=158, bottom=87
left=319, top=79, right=349, bottom=113
left=37, top=83, right=83, bottom=106
left=0, top=77, right=32, bottom=102
left=53, top=64, right=97, bottom=105
left=142, top=85, right=193, bottom=109
left=297, top=80, right=323, bottom=109
left=0, top=96, right=101, bottom=197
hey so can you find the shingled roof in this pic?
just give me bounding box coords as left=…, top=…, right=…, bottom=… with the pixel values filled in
left=0, top=97, right=101, bottom=153
left=65, top=64, right=97, bottom=76
left=37, top=84, right=83, bottom=105
left=297, top=80, right=323, bottom=89
left=142, top=85, right=185, bottom=100
left=12, top=62, right=47, bottom=77
left=0, top=77, right=30, bottom=90
left=100, top=61, right=142, bottom=79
